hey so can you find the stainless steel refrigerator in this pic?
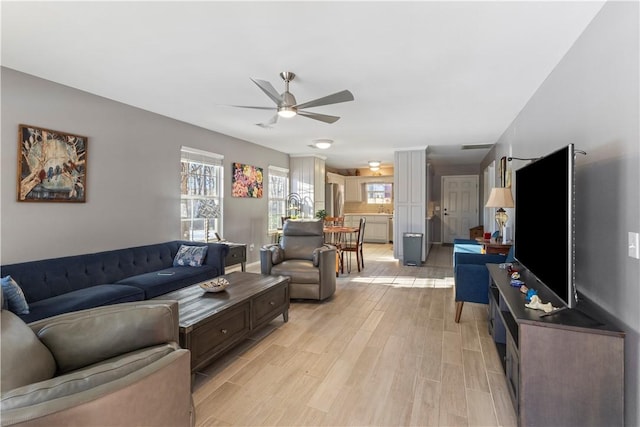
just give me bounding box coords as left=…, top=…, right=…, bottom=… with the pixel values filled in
left=325, top=183, right=344, bottom=217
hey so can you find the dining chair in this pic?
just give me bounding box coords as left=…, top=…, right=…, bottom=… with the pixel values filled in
left=323, top=216, right=345, bottom=276
left=341, top=217, right=366, bottom=273
left=323, top=216, right=345, bottom=247
left=324, top=216, right=345, bottom=226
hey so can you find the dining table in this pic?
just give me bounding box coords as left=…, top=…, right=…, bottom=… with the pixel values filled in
left=323, top=225, right=359, bottom=274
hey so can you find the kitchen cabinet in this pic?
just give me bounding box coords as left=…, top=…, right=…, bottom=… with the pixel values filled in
left=326, top=172, right=345, bottom=187
left=344, top=214, right=393, bottom=243
left=344, top=177, right=362, bottom=202
left=344, top=177, right=363, bottom=202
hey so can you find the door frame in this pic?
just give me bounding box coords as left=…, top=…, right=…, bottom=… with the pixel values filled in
left=441, top=174, right=480, bottom=244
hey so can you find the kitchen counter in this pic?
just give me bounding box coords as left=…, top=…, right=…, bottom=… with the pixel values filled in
left=343, top=213, right=392, bottom=243
left=344, top=212, right=393, bottom=216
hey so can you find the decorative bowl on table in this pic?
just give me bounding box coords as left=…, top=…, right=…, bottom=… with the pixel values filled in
left=199, top=277, right=230, bottom=293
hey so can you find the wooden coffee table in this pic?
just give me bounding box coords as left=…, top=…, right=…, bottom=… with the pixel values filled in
left=155, top=272, right=290, bottom=373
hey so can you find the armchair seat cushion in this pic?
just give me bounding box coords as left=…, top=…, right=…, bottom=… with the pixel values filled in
left=271, top=260, right=319, bottom=284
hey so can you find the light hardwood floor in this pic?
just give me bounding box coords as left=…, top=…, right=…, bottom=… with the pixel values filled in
left=192, top=243, right=517, bottom=426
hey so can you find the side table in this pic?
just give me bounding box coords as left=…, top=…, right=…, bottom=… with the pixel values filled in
left=475, top=238, right=512, bottom=255
left=221, top=242, right=247, bottom=272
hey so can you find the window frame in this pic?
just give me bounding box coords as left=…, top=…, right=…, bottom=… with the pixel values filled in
left=180, top=146, right=224, bottom=242
left=267, top=165, right=289, bottom=233
left=365, top=182, right=393, bottom=204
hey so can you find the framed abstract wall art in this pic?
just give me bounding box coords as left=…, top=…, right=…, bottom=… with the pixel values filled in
left=232, top=162, right=263, bottom=198
left=17, top=124, right=87, bottom=202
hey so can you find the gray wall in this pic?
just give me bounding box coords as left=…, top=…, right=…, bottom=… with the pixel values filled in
left=482, top=2, right=640, bottom=424
left=1, top=68, right=289, bottom=265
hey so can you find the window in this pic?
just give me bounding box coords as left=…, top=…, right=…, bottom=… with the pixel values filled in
left=366, top=182, right=393, bottom=204
left=180, top=147, right=223, bottom=242
left=268, top=166, right=289, bottom=232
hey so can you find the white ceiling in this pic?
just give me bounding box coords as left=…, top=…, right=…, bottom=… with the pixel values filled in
left=1, top=1, right=604, bottom=170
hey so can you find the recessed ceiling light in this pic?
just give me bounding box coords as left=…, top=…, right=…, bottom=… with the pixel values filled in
left=368, top=161, right=381, bottom=167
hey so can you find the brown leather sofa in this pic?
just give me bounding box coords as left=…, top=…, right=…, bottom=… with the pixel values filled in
left=261, top=220, right=336, bottom=301
left=0, top=293, right=193, bottom=426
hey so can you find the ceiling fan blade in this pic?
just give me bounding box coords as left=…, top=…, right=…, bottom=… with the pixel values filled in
left=256, top=114, right=279, bottom=128
left=251, top=79, right=282, bottom=105
left=297, top=110, right=341, bottom=124
left=227, top=105, right=274, bottom=110
left=294, top=90, right=354, bottom=110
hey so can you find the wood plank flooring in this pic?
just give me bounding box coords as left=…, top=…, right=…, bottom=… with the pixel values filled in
left=192, top=244, right=517, bottom=426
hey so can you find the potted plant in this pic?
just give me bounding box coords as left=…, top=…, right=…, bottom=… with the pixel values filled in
left=315, top=209, right=327, bottom=221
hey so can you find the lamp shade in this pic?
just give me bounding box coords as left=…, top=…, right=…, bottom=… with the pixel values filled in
left=485, top=187, right=514, bottom=208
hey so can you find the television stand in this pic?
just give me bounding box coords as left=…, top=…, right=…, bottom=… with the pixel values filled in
left=487, top=264, right=624, bottom=426
left=539, top=305, right=569, bottom=318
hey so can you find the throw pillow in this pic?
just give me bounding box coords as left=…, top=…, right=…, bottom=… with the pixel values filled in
left=1, top=276, right=30, bottom=315
left=173, top=245, right=208, bottom=267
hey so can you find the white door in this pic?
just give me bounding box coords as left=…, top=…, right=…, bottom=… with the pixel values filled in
left=442, top=175, right=479, bottom=244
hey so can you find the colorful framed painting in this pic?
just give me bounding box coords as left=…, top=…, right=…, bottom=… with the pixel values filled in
left=232, top=162, right=263, bottom=198
left=17, top=124, right=87, bottom=202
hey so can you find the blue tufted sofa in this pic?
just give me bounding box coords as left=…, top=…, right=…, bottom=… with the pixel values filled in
left=1, top=240, right=229, bottom=323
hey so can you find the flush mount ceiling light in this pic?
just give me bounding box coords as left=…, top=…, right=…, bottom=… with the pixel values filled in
left=313, top=139, right=333, bottom=149
left=368, top=161, right=381, bottom=167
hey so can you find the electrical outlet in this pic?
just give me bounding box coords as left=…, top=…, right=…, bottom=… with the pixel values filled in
left=629, top=232, right=639, bottom=259
left=249, top=243, right=255, bottom=252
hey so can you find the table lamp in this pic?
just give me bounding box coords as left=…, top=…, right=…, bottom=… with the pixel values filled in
left=485, top=187, right=515, bottom=244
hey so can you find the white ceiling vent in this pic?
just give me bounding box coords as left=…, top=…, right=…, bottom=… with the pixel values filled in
left=461, top=144, right=494, bottom=150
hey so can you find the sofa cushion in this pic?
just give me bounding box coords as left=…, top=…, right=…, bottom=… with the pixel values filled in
left=117, top=266, right=219, bottom=299
left=271, top=260, right=320, bottom=284
left=1, top=276, right=29, bottom=315
left=0, top=310, right=56, bottom=393
left=173, top=245, right=208, bottom=267
left=17, top=284, right=145, bottom=324
left=0, top=344, right=176, bottom=410
left=36, top=305, right=177, bottom=374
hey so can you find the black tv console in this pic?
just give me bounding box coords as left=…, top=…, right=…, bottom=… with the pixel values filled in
left=487, top=263, right=624, bottom=426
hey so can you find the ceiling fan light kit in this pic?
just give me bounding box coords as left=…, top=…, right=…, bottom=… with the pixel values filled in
left=232, top=71, right=354, bottom=127
left=277, top=106, right=297, bottom=118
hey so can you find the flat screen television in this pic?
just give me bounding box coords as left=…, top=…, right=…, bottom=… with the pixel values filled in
left=514, top=143, right=577, bottom=308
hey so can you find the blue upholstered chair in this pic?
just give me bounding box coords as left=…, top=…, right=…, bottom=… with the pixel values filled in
left=452, top=238, right=483, bottom=266
left=453, top=245, right=515, bottom=323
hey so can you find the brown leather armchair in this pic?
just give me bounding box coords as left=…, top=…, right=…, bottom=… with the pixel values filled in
left=1, top=295, right=193, bottom=427
left=261, top=220, right=336, bottom=301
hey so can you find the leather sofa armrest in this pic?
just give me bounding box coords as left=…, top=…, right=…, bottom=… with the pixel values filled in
left=260, top=244, right=282, bottom=274
left=315, top=245, right=336, bottom=301
left=29, top=301, right=180, bottom=374
left=1, top=349, right=192, bottom=427
left=313, top=244, right=335, bottom=267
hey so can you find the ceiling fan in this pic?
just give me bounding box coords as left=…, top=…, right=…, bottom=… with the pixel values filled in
left=231, top=72, right=354, bottom=128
